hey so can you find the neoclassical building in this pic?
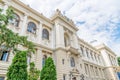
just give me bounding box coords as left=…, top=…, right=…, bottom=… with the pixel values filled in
left=0, top=0, right=119, bottom=80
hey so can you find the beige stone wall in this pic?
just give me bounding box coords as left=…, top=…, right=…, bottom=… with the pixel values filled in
left=0, top=0, right=119, bottom=80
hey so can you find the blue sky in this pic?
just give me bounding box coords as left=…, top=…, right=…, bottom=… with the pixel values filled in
left=20, top=0, right=120, bottom=56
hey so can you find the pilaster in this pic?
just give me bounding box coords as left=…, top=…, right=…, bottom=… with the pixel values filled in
left=37, top=22, right=43, bottom=44
left=20, top=13, right=28, bottom=36
left=35, top=48, right=42, bottom=70
left=55, top=23, right=64, bottom=48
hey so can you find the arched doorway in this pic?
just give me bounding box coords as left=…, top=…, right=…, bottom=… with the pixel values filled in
left=72, top=77, right=76, bottom=80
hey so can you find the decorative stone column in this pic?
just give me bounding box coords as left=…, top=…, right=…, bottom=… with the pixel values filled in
left=35, top=48, right=43, bottom=70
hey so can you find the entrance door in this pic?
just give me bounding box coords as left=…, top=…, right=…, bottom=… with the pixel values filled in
left=72, top=77, right=76, bottom=80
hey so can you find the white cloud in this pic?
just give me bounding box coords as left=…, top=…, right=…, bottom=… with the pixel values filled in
left=20, top=0, right=120, bottom=56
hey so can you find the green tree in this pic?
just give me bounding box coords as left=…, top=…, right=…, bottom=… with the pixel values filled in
left=118, top=57, right=120, bottom=66
left=0, top=7, right=36, bottom=80
left=40, top=57, right=57, bottom=80
left=7, top=51, right=28, bottom=80
left=0, top=7, right=35, bottom=53
left=28, top=62, right=40, bottom=80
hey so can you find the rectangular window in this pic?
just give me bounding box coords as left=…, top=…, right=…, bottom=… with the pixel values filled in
left=90, top=65, right=93, bottom=76
left=99, top=68, right=102, bottom=77
left=0, top=51, right=9, bottom=61
left=63, top=74, right=66, bottom=80
left=27, top=56, right=31, bottom=65
left=90, top=51, right=94, bottom=60
left=94, top=54, right=97, bottom=62
left=0, top=77, right=5, bottom=80
left=108, top=54, right=113, bottom=65
left=86, top=49, right=89, bottom=58
left=95, top=67, right=98, bottom=76
left=62, top=59, right=65, bottom=65
left=80, top=45, right=84, bottom=56
left=84, top=64, right=88, bottom=75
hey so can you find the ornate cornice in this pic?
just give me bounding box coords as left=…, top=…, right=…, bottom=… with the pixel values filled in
left=78, top=38, right=98, bottom=52
left=2, top=0, right=53, bottom=24
left=96, top=44, right=117, bottom=56
left=51, top=9, right=79, bottom=31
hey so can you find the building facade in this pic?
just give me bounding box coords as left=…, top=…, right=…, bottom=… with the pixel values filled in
left=0, top=0, right=119, bottom=80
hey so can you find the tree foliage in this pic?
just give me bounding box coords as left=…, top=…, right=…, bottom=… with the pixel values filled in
left=0, top=7, right=36, bottom=79
left=7, top=51, right=28, bottom=80
left=118, top=57, right=120, bottom=66
left=40, top=57, right=57, bottom=80
left=28, top=62, right=40, bottom=80
left=0, top=7, right=35, bottom=53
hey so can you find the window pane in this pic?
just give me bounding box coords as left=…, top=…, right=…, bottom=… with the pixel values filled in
left=27, top=22, right=36, bottom=33
left=70, top=57, right=75, bottom=67
left=9, top=13, right=20, bottom=27
left=27, top=56, right=31, bottom=65
left=0, top=77, right=5, bottom=80
left=0, top=51, right=8, bottom=61
left=63, top=75, right=66, bottom=80
left=42, top=55, right=47, bottom=67
left=42, top=29, right=49, bottom=40
left=62, top=59, right=64, bottom=64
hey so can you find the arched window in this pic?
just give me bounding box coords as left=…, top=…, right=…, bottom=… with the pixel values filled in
left=70, top=57, right=75, bottom=67
left=42, top=55, right=47, bottom=67
left=27, top=22, right=37, bottom=34
left=64, top=37, right=67, bottom=47
left=9, top=13, right=20, bottom=27
left=42, top=29, right=49, bottom=40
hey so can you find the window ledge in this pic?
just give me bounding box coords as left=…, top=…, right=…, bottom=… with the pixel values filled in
left=0, top=61, right=10, bottom=64
left=26, top=31, right=37, bottom=36
left=9, top=24, right=20, bottom=29
left=15, top=26, right=20, bottom=29
left=42, top=38, right=50, bottom=42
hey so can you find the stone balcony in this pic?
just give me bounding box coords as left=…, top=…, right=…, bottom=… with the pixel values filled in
left=65, top=46, right=79, bottom=55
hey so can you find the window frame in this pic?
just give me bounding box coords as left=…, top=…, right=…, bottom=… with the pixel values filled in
left=27, top=22, right=37, bottom=34
left=0, top=76, right=5, bottom=80
left=63, top=74, right=66, bottom=80
left=9, top=13, right=20, bottom=27
left=70, top=57, right=75, bottom=67
left=27, top=55, right=31, bottom=65
left=42, top=29, right=49, bottom=40
left=0, top=51, right=9, bottom=61
left=42, top=55, right=47, bottom=67
left=62, top=59, right=65, bottom=65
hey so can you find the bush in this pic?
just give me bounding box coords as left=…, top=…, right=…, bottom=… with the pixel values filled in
left=40, top=57, right=57, bottom=80
left=7, top=51, right=28, bottom=80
